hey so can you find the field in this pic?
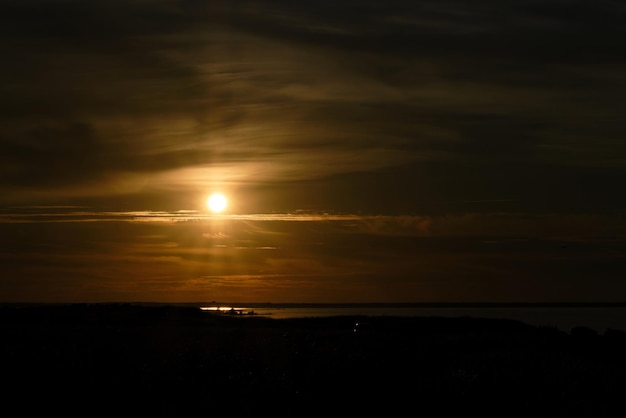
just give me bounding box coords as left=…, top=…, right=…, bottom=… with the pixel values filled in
left=2, top=303, right=625, bottom=415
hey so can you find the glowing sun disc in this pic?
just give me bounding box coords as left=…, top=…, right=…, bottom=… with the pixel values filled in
left=207, top=193, right=227, bottom=213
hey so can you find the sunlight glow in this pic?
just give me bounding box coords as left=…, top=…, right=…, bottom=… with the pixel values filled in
left=207, top=193, right=228, bottom=213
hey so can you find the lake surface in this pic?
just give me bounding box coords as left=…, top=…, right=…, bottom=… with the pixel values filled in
left=201, top=304, right=626, bottom=333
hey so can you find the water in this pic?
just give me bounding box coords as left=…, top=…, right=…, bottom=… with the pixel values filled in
left=202, top=304, right=626, bottom=333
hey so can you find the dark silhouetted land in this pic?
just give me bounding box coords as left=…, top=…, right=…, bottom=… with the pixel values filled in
left=2, top=303, right=626, bottom=415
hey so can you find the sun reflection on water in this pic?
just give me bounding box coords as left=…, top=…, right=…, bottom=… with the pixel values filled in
left=201, top=306, right=256, bottom=315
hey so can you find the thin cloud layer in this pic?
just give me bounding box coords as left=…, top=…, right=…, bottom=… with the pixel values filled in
left=1, top=209, right=625, bottom=303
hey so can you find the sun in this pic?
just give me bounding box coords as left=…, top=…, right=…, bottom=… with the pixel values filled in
left=207, top=193, right=228, bottom=213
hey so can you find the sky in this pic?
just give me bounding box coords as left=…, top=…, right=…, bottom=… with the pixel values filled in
left=1, top=0, right=626, bottom=304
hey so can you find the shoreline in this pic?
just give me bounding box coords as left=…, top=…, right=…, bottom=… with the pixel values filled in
left=4, top=300, right=626, bottom=308
left=2, top=302, right=626, bottom=415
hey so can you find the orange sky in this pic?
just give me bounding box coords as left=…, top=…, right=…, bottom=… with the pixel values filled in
left=1, top=0, right=626, bottom=303
left=1, top=209, right=625, bottom=303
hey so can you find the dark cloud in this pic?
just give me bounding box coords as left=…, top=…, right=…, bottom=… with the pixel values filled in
left=1, top=0, right=625, bottom=212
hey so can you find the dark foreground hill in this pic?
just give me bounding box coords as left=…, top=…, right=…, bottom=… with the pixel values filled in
left=2, top=303, right=626, bottom=415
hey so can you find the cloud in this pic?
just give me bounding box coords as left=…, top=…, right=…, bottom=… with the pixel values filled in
left=1, top=0, right=625, bottom=213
